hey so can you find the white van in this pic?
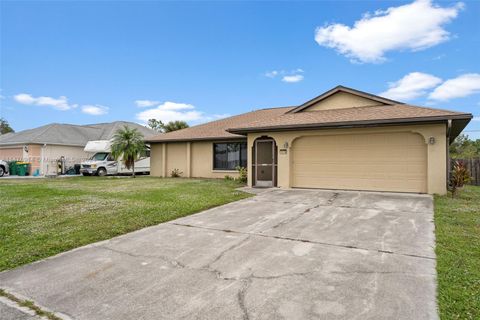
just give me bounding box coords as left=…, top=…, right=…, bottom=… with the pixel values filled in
left=80, top=140, right=150, bottom=176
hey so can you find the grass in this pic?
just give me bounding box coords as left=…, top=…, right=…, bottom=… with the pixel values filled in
left=0, top=176, right=250, bottom=271
left=434, top=185, right=480, bottom=320
left=0, top=289, right=61, bottom=320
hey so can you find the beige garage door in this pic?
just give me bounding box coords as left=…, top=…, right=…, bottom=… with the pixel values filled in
left=0, top=147, right=23, bottom=161
left=292, top=132, right=427, bottom=193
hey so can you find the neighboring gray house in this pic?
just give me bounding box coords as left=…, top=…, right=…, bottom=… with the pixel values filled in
left=0, top=121, right=156, bottom=175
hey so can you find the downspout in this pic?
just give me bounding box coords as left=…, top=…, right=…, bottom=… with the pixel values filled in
left=446, top=120, right=452, bottom=190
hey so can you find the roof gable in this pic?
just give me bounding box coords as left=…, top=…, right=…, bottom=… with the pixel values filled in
left=288, top=85, right=402, bottom=113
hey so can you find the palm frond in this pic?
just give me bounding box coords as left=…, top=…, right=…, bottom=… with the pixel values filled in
left=110, top=126, right=146, bottom=172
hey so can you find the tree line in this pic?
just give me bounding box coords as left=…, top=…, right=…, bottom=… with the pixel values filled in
left=147, top=119, right=189, bottom=133
left=450, top=134, right=480, bottom=159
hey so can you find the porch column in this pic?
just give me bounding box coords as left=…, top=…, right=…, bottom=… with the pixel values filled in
left=247, top=135, right=255, bottom=187
left=186, top=142, right=191, bottom=178
left=162, top=143, right=167, bottom=177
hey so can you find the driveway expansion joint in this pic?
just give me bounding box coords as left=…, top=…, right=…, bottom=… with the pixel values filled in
left=250, top=195, right=432, bottom=215
left=169, top=222, right=435, bottom=261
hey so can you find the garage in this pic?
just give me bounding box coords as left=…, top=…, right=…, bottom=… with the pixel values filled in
left=292, top=132, right=428, bottom=193
left=0, top=146, right=23, bottom=161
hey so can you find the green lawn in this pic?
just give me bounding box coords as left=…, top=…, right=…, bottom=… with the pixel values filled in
left=434, top=185, right=480, bottom=320
left=0, top=177, right=250, bottom=271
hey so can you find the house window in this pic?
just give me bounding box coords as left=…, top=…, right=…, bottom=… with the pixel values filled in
left=213, top=142, right=247, bottom=170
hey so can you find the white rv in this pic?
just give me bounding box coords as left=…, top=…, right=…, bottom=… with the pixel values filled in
left=80, top=140, right=150, bottom=176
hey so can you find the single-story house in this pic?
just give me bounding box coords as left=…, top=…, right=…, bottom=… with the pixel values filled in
left=0, top=121, right=156, bottom=175
left=146, top=86, right=472, bottom=195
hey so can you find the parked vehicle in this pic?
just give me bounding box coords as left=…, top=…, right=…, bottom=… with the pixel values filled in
left=80, top=140, right=150, bottom=176
left=0, top=160, right=9, bottom=177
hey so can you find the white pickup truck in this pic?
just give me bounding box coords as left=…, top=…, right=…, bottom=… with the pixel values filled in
left=80, top=140, right=150, bottom=176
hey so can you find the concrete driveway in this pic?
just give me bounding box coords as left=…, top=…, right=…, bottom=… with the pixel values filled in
left=0, top=189, right=437, bottom=320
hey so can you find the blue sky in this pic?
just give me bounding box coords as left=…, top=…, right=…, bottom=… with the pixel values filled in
left=1, top=0, right=479, bottom=138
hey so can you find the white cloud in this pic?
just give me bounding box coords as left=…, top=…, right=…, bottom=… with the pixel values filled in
left=81, top=104, right=109, bottom=115
left=265, top=71, right=279, bottom=78
left=265, top=68, right=304, bottom=83
left=315, top=0, right=464, bottom=63
left=13, top=93, right=77, bottom=110
left=282, top=74, right=304, bottom=83
left=380, top=72, right=442, bottom=100
left=429, top=73, right=480, bottom=101
left=159, top=101, right=195, bottom=111
left=472, top=116, right=480, bottom=121
left=136, top=101, right=224, bottom=124
left=135, top=100, right=159, bottom=108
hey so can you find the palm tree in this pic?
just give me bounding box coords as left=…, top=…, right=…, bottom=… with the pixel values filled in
left=111, top=126, right=146, bottom=178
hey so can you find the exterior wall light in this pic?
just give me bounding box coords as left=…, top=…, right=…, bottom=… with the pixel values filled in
left=429, top=137, right=436, bottom=145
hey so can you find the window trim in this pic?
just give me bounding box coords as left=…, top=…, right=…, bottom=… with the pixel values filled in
left=212, top=141, right=247, bottom=171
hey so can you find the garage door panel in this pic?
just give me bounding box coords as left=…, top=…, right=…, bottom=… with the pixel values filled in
left=0, top=147, right=23, bottom=160
left=292, top=132, right=427, bottom=193
left=294, top=176, right=426, bottom=193
left=294, top=147, right=425, bottom=160
left=294, top=163, right=425, bottom=176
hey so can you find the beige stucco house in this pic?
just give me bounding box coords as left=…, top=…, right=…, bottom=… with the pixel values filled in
left=146, top=86, right=472, bottom=195
left=0, top=121, right=155, bottom=175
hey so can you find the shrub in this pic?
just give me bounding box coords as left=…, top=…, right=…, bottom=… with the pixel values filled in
left=450, top=160, right=471, bottom=198
left=235, top=166, right=247, bottom=184
left=224, top=175, right=234, bottom=181
left=170, top=168, right=183, bottom=178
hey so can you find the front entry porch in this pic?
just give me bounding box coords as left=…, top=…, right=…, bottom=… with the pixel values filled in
left=252, top=137, right=277, bottom=187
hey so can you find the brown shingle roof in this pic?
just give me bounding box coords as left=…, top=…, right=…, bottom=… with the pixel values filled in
left=228, top=104, right=471, bottom=133
left=146, top=107, right=294, bottom=142
left=146, top=103, right=472, bottom=143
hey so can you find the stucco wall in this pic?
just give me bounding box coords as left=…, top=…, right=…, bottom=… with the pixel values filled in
left=42, top=145, right=90, bottom=175
left=166, top=142, right=188, bottom=177
left=26, top=144, right=42, bottom=175
left=150, top=143, right=164, bottom=177
left=0, top=144, right=41, bottom=174
left=150, top=141, right=241, bottom=179
left=305, top=92, right=384, bottom=111
left=247, top=123, right=447, bottom=195
left=0, top=144, right=89, bottom=175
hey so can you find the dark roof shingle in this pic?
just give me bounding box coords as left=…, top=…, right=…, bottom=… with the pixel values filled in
left=146, top=107, right=294, bottom=142
left=228, top=104, right=471, bottom=133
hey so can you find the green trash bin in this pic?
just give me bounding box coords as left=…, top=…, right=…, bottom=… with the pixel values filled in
left=9, top=161, right=17, bottom=175
left=16, top=162, right=28, bottom=176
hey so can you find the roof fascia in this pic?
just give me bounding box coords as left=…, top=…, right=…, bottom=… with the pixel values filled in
left=227, top=114, right=472, bottom=135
